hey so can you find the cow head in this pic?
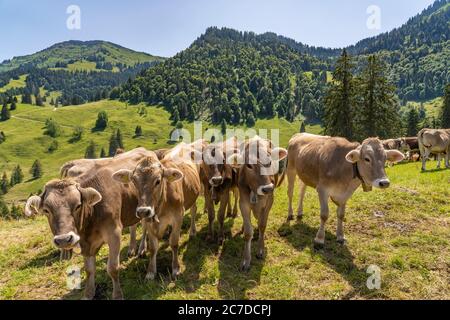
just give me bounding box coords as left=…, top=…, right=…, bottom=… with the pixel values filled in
left=202, top=144, right=237, bottom=188
left=345, top=138, right=404, bottom=190
left=112, top=157, right=183, bottom=220
left=24, top=180, right=102, bottom=250
left=228, top=138, right=287, bottom=197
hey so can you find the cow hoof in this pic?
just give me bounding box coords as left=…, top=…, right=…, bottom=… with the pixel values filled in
left=256, top=251, right=264, bottom=260
left=287, top=214, right=294, bottom=221
left=297, top=214, right=304, bottom=221
left=313, top=241, right=324, bottom=250
left=112, top=292, right=124, bottom=300
left=127, top=249, right=136, bottom=258
left=145, top=272, right=156, bottom=281
left=337, top=238, right=346, bottom=245
left=240, top=262, right=251, bottom=272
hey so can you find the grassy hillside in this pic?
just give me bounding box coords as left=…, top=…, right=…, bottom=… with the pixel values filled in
left=0, top=41, right=164, bottom=73
left=0, top=100, right=317, bottom=204
left=0, top=161, right=448, bottom=300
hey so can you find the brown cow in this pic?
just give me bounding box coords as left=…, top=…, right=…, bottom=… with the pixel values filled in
left=200, top=136, right=240, bottom=243
left=418, top=128, right=450, bottom=171
left=112, top=154, right=201, bottom=280
left=286, top=133, right=404, bottom=247
left=59, top=147, right=160, bottom=258
left=24, top=156, right=152, bottom=299
left=228, top=136, right=287, bottom=271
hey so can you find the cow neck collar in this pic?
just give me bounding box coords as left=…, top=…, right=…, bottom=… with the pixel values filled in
left=353, top=162, right=372, bottom=192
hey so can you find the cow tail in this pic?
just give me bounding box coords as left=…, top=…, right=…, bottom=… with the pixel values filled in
left=276, top=156, right=288, bottom=188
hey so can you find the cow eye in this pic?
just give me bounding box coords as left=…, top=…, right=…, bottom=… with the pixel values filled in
left=75, top=204, right=82, bottom=211
left=246, top=164, right=253, bottom=169
left=43, top=209, right=50, bottom=215
left=155, top=179, right=161, bottom=186
left=365, top=157, right=371, bottom=163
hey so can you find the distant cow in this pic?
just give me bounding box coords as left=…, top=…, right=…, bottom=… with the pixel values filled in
left=201, top=136, right=240, bottom=243
left=418, top=129, right=450, bottom=170
left=228, top=136, right=287, bottom=271
left=286, top=133, right=404, bottom=247
left=24, top=157, right=150, bottom=299
left=112, top=152, right=201, bottom=280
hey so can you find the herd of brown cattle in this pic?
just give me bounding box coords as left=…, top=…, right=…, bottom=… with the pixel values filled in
left=24, top=128, right=449, bottom=299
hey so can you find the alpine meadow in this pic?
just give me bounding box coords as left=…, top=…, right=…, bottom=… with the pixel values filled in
left=0, top=0, right=449, bottom=301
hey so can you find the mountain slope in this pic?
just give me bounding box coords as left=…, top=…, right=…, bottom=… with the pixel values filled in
left=116, top=0, right=449, bottom=124
left=0, top=41, right=165, bottom=106
left=0, top=40, right=164, bottom=73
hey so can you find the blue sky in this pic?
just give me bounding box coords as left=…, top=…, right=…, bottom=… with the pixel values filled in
left=0, top=0, right=435, bottom=61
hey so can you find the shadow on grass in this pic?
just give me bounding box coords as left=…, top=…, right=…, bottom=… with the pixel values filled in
left=277, top=220, right=375, bottom=299
left=420, top=167, right=449, bottom=173
left=18, top=247, right=60, bottom=270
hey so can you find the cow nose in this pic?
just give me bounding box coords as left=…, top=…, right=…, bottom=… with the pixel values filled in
left=211, top=176, right=223, bottom=185
left=261, top=184, right=274, bottom=194
left=53, top=234, right=73, bottom=247
left=136, top=207, right=154, bottom=219
left=378, top=179, right=390, bottom=189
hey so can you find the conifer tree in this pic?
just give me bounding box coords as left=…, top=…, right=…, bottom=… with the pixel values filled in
left=323, top=49, right=355, bottom=140
left=116, top=128, right=124, bottom=149
left=0, top=172, right=8, bottom=195
left=1, top=103, right=10, bottom=121
left=442, top=84, right=450, bottom=129
left=406, top=107, right=420, bottom=137
left=85, top=140, right=97, bottom=159
left=30, top=160, right=43, bottom=179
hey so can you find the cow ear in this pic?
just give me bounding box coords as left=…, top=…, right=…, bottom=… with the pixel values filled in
left=345, top=150, right=361, bottom=163
left=163, top=168, right=183, bottom=183
left=25, top=195, right=42, bottom=217
left=227, top=153, right=243, bottom=168
left=190, top=150, right=203, bottom=163
left=386, top=150, right=404, bottom=163
left=271, top=147, right=288, bottom=162
left=112, top=169, right=133, bottom=184
left=79, top=187, right=102, bottom=207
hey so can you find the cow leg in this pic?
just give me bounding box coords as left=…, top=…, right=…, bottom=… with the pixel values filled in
left=296, top=180, right=307, bottom=220
left=240, top=197, right=253, bottom=271
left=189, top=203, right=197, bottom=238
left=421, top=148, right=430, bottom=171
left=107, top=229, right=123, bottom=300
left=82, top=256, right=96, bottom=300
left=138, top=221, right=147, bottom=257
left=314, top=188, right=329, bottom=248
left=232, top=188, right=239, bottom=218
left=145, top=230, right=159, bottom=281
left=287, top=167, right=296, bottom=221
left=446, top=150, right=450, bottom=168
left=127, top=225, right=137, bottom=257
left=205, top=191, right=215, bottom=242
left=256, top=197, right=273, bottom=260
left=170, top=214, right=183, bottom=279
left=217, top=191, right=229, bottom=244
left=336, top=203, right=346, bottom=245
left=226, top=191, right=233, bottom=218
left=436, top=153, right=442, bottom=169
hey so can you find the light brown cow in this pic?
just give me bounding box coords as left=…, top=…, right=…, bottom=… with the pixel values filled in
left=112, top=154, right=201, bottom=280
left=286, top=133, right=404, bottom=247
left=24, top=155, right=152, bottom=299
left=200, top=136, right=240, bottom=243
left=228, top=136, right=287, bottom=271
left=418, top=128, right=450, bottom=171
left=59, top=147, right=159, bottom=258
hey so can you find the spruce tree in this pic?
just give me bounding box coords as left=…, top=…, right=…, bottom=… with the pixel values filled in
left=0, top=131, right=5, bottom=144
left=442, top=84, right=450, bottom=129
left=246, top=113, right=256, bottom=127
left=99, top=147, right=107, bottom=158
left=354, top=55, right=401, bottom=140
left=134, top=126, right=143, bottom=137
left=1, top=104, right=11, bottom=121
left=0, top=172, right=8, bottom=195
left=30, top=160, right=43, bottom=179
left=85, top=140, right=97, bottom=159
left=300, top=122, right=306, bottom=133
left=323, top=49, right=355, bottom=140
left=95, top=111, right=108, bottom=130
left=221, top=119, right=227, bottom=135
left=406, top=107, right=420, bottom=137
left=10, top=165, right=24, bottom=186
left=108, top=133, right=119, bottom=156
left=10, top=101, right=16, bottom=111
left=116, top=129, right=124, bottom=149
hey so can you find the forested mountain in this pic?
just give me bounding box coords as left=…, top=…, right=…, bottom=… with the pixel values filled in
left=116, top=0, right=449, bottom=124
left=0, top=41, right=164, bottom=105
left=114, top=27, right=331, bottom=124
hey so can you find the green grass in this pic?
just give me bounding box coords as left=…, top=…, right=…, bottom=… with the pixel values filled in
left=404, top=97, right=444, bottom=118
left=0, top=100, right=448, bottom=300
left=0, top=75, right=27, bottom=93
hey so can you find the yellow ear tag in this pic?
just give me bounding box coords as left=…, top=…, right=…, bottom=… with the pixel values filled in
left=167, top=175, right=176, bottom=183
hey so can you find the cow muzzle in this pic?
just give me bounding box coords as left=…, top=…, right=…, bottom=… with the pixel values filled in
left=136, top=206, right=155, bottom=219
left=257, top=183, right=275, bottom=196
left=53, top=231, right=80, bottom=249
left=209, top=176, right=223, bottom=187
left=373, top=178, right=390, bottom=189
